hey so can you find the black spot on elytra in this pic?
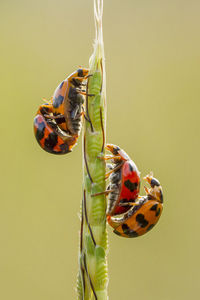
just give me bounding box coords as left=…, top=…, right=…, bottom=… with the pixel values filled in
left=121, top=224, right=138, bottom=237
left=113, top=230, right=122, bottom=237
left=150, top=204, right=161, bottom=217
left=146, top=224, right=155, bottom=232
left=34, top=117, right=45, bottom=141
left=155, top=207, right=161, bottom=217
left=44, top=132, right=58, bottom=150
left=53, top=95, right=64, bottom=108
left=150, top=204, right=158, bottom=211
left=124, top=180, right=138, bottom=192
left=136, top=214, right=149, bottom=228
left=59, top=143, right=70, bottom=153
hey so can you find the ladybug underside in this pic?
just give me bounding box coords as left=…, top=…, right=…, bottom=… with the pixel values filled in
left=107, top=160, right=140, bottom=216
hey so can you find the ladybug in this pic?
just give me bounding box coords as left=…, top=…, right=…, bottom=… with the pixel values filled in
left=107, top=172, right=163, bottom=238
left=52, top=68, right=89, bottom=135
left=34, top=68, right=91, bottom=154
left=104, top=144, right=141, bottom=216
left=34, top=103, right=77, bottom=154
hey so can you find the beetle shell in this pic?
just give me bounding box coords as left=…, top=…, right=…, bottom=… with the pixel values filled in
left=114, top=160, right=140, bottom=215
left=107, top=198, right=163, bottom=238
left=34, top=114, right=77, bottom=154
left=106, top=144, right=140, bottom=216
left=33, top=104, right=77, bottom=154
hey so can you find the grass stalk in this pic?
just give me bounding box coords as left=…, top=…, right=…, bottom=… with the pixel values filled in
left=77, top=0, right=108, bottom=299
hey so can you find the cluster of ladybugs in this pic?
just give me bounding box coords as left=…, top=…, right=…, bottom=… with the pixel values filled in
left=33, top=68, right=163, bottom=238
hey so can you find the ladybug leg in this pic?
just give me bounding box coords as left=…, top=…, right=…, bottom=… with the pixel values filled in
left=44, top=113, right=64, bottom=120
left=83, top=77, right=95, bottom=133
left=73, top=74, right=92, bottom=82
left=43, top=113, right=66, bottom=126
left=144, top=186, right=150, bottom=195
left=98, top=155, right=121, bottom=161
left=105, top=162, right=124, bottom=179
left=75, top=106, right=88, bottom=120
left=77, top=90, right=95, bottom=97
left=72, top=109, right=91, bottom=124
left=72, top=76, right=85, bottom=82
left=42, top=98, right=51, bottom=104
left=83, top=113, right=90, bottom=122
left=91, top=189, right=117, bottom=197
left=75, top=106, right=94, bottom=130
left=80, top=106, right=94, bottom=132
left=84, top=74, right=93, bottom=79
left=72, top=111, right=84, bottom=120
left=105, top=144, right=120, bottom=154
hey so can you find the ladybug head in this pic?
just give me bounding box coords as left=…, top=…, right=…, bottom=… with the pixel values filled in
left=106, top=144, right=130, bottom=161
left=143, top=172, right=163, bottom=203
left=77, top=68, right=89, bottom=77
left=106, top=144, right=120, bottom=154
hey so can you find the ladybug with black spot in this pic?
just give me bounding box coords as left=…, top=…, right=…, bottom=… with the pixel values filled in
left=93, top=144, right=141, bottom=215
left=105, top=144, right=141, bottom=215
left=51, top=68, right=90, bottom=135
left=107, top=172, right=163, bottom=238
left=33, top=68, right=91, bottom=154
left=34, top=103, right=77, bottom=154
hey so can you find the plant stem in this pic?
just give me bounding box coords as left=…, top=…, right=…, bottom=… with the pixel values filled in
left=77, top=0, right=108, bottom=299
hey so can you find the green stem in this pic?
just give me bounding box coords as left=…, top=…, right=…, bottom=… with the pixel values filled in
left=77, top=0, right=108, bottom=299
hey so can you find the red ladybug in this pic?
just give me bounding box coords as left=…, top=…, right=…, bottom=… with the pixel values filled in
left=93, top=144, right=140, bottom=215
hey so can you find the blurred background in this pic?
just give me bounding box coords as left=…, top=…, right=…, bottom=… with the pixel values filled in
left=0, top=0, right=200, bottom=299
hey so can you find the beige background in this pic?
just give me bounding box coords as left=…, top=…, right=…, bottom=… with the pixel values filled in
left=0, top=0, right=200, bottom=299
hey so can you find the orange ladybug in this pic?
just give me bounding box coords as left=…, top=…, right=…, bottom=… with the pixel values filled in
left=34, top=68, right=90, bottom=154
